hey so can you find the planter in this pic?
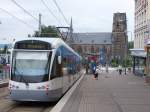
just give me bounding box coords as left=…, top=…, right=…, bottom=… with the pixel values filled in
left=145, top=76, right=150, bottom=83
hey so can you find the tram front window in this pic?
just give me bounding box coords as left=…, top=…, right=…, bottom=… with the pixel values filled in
left=11, top=51, right=51, bottom=83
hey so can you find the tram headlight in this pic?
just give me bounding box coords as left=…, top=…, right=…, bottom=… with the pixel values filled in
left=37, top=85, right=49, bottom=90
left=9, top=84, right=19, bottom=89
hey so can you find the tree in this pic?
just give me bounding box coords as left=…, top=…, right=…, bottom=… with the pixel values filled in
left=3, top=45, right=8, bottom=54
left=122, top=56, right=132, bottom=67
left=128, top=41, right=133, bottom=50
left=111, top=58, right=119, bottom=67
left=33, top=25, right=59, bottom=37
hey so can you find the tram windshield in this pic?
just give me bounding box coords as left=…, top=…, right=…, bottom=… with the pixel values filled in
left=11, top=51, right=52, bottom=83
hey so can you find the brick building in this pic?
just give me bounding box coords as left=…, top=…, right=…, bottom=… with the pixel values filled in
left=71, top=33, right=112, bottom=65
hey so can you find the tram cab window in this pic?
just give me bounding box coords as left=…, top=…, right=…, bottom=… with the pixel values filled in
left=11, top=51, right=51, bottom=83
left=51, top=51, right=63, bottom=79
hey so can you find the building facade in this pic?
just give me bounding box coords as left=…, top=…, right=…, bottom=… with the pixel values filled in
left=112, top=13, right=128, bottom=61
left=134, top=0, right=150, bottom=48
left=71, top=33, right=112, bottom=65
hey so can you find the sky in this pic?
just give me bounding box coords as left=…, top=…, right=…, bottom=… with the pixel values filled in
left=0, top=0, right=134, bottom=43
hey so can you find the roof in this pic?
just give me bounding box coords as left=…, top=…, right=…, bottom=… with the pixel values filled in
left=130, top=49, right=146, bottom=58
left=72, top=33, right=112, bottom=45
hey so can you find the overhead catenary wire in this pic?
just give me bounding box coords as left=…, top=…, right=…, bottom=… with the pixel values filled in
left=0, top=8, right=35, bottom=29
left=11, top=0, right=39, bottom=22
left=52, top=0, right=69, bottom=25
left=41, top=0, right=63, bottom=26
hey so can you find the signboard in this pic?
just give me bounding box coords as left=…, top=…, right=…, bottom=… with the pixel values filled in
left=14, top=40, right=51, bottom=50
left=99, top=48, right=106, bottom=65
left=145, top=38, right=150, bottom=45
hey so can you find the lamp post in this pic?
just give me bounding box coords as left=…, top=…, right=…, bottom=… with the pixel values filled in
left=106, top=46, right=109, bottom=73
left=91, top=40, right=94, bottom=60
left=124, top=31, right=127, bottom=74
left=123, top=31, right=133, bottom=74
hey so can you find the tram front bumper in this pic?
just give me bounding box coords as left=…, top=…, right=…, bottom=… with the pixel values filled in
left=9, top=89, right=62, bottom=102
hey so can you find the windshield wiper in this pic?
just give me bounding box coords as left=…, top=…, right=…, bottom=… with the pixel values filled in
left=20, top=75, right=29, bottom=86
left=14, top=67, right=29, bottom=86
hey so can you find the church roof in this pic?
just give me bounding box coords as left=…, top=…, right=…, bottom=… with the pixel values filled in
left=72, top=32, right=112, bottom=45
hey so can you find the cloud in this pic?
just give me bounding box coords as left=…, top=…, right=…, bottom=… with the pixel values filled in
left=0, top=0, right=134, bottom=40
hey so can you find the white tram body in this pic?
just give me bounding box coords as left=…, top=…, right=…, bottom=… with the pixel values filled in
left=9, top=37, right=82, bottom=102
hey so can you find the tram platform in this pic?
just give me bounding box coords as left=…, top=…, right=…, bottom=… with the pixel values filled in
left=54, top=69, right=150, bottom=112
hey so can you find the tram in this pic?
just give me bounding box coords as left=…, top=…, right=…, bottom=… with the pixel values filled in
left=9, top=37, right=82, bottom=102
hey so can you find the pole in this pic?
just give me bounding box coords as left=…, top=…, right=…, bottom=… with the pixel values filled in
left=104, top=46, right=109, bottom=78
left=39, top=13, right=42, bottom=36
left=124, top=32, right=126, bottom=75
left=125, top=31, right=128, bottom=75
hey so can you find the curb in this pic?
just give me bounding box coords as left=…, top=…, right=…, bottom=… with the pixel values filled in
left=50, top=74, right=85, bottom=112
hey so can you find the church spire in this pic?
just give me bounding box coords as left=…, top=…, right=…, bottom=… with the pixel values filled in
left=70, top=17, right=73, bottom=33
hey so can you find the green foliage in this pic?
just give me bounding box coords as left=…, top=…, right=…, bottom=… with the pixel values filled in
left=128, top=41, right=134, bottom=54
left=128, top=41, right=134, bottom=49
left=122, top=56, right=133, bottom=67
left=33, top=25, right=59, bottom=37
left=0, top=45, right=10, bottom=54
left=111, top=58, right=119, bottom=67
left=3, top=45, right=7, bottom=54
left=111, top=56, right=133, bottom=67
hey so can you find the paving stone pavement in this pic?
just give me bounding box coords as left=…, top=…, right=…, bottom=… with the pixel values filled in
left=63, top=70, right=150, bottom=112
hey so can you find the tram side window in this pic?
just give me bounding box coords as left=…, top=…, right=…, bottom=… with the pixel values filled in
left=63, top=57, right=67, bottom=67
left=51, top=56, right=63, bottom=79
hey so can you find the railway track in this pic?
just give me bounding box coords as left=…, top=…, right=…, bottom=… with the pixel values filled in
left=1, top=101, right=55, bottom=112
left=0, top=86, right=56, bottom=112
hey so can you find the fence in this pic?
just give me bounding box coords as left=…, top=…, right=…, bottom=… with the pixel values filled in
left=0, top=64, right=10, bottom=80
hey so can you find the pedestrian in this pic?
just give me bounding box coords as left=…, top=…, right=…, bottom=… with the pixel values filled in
left=94, top=67, right=99, bottom=80
left=91, top=60, right=97, bottom=79
left=85, top=63, right=89, bottom=74
left=118, top=65, right=122, bottom=75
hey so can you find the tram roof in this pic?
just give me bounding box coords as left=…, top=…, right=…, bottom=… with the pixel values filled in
left=130, top=49, right=146, bottom=58
left=13, top=37, right=82, bottom=59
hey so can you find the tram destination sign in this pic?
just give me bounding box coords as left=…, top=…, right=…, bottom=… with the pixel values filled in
left=14, top=40, right=51, bottom=50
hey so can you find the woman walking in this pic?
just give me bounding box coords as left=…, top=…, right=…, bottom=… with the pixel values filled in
left=118, top=65, right=122, bottom=75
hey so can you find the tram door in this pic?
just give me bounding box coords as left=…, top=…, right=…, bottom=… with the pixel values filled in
left=51, top=53, right=63, bottom=97
left=62, top=57, right=70, bottom=93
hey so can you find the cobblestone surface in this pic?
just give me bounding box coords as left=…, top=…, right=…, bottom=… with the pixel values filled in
left=63, top=70, right=150, bottom=112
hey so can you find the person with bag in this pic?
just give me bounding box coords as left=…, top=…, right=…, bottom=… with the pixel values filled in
left=118, top=65, right=122, bottom=75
